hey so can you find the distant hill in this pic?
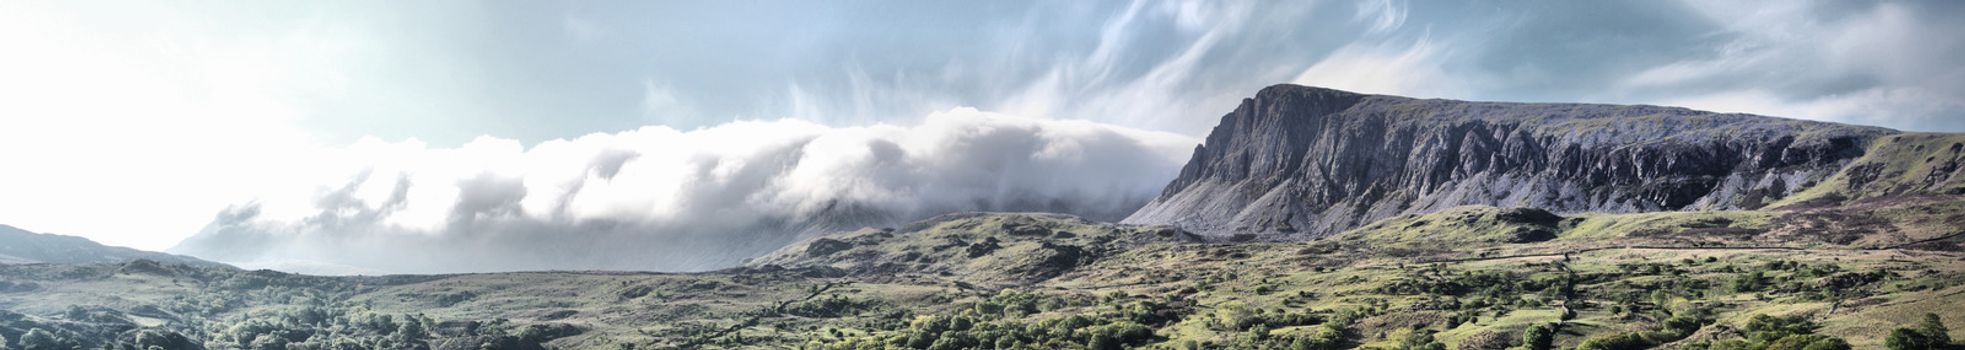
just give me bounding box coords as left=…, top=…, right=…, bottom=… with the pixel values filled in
left=0, top=224, right=225, bottom=267
left=749, top=212, right=1196, bottom=287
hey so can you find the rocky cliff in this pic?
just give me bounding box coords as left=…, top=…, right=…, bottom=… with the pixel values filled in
left=1123, top=84, right=1899, bottom=240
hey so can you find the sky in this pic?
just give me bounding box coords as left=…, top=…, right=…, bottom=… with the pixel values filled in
left=0, top=1, right=1961, bottom=266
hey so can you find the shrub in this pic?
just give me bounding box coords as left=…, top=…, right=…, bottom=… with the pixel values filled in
left=1887, top=328, right=1933, bottom=350
left=1455, top=330, right=1513, bottom=350
left=1921, top=313, right=1951, bottom=347
left=18, top=328, right=67, bottom=350
left=1685, top=314, right=1851, bottom=350
left=1575, top=332, right=1649, bottom=350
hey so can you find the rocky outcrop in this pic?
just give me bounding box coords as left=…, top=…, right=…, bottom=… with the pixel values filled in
left=1124, top=84, right=1896, bottom=240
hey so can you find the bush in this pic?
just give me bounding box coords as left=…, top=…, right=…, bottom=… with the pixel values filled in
left=1456, top=330, right=1513, bottom=350
left=1286, top=325, right=1351, bottom=350
left=1575, top=332, right=1649, bottom=350
left=1521, top=323, right=1555, bottom=350
left=1921, top=313, right=1951, bottom=347
left=1884, top=314, right=1948, bottom=350
left=1763, top=334, right=1848, bottom=350
left=1397, top=329, right=1445, bottom=350
left=18, top=328, right=68, bottom=350
left=1887, top=328, right=1934, bottom=350
left=1685, top=314, right=1851, bottom=350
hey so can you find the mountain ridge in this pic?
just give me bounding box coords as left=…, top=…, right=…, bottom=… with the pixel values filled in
left=1124, top=84, right=1918, bottom=240
left=0, top=224, right=225, bottom=268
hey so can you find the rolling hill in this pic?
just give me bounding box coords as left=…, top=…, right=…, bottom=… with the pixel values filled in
left=0, top=224, right=222, bottom=268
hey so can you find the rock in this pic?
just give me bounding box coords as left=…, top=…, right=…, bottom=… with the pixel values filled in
left=1125, top=84, right=1893, bottom=240
left=513, top=323, right=583, bottom=342
left=1494, top=208, right=1562, bottom=226
left=965, top=237, right=1001, bottom=258
left=803, top=238, right=853, bottom=258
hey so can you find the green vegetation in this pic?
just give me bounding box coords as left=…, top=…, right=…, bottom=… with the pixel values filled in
left=1683, top=314, right=1850, bottom=350
left=1339, top=207, right=1563, bottom=247
left=1771, top=133, right=1965, bottom=208
left=1884, top=313, right=1953, bottom=350
left=2, top=205, right=1962, bottom=349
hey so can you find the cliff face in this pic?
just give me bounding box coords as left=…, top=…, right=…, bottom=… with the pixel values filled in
left=1123, top=84, right=1896, bottom=239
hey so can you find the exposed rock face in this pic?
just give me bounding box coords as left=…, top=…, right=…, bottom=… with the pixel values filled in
left=1124, top=84, right=1895, bottom=239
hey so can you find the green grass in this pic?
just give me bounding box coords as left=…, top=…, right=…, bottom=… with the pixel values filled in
left=1559, top=210, right=1777, bottom=240
left=1771, top=133, right=1965, bottom=208
left=3, top=205, right=1964, bottom=349
left=1338, top=206, right=1558, bottom=247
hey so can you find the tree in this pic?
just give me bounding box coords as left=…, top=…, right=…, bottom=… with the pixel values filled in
left=1922, top=313, right=1951, bottom=347
left=17, top=329, right=60, bottom=350
left=1652, top=290, right=1675, bottom=309
left=1522, top=323, right=1556, bottom=350
left=249, top=334, right=287, bottom=350
left=1733, top=271, right=1767, bottom=293
left=1887, top=314, right=1952, bottom=350
left=1575, top=332, right=1648, bottom=350
left=398, top=318, right=428, bottom=340
left=1400, top=329, right=1445, bottom=350
left=1888, top=328, right=1933, bottom=350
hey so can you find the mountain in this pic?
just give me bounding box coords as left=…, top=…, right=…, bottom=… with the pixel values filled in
left=1123, top=84, right=1965, bottom=240
left=0, top=224, right=224, bottom=267
left=4, top=85, right=1964, bottom=349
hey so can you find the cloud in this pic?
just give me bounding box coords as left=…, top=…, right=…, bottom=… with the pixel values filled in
left=639, top=81, right=700, bottom=125
left=1611, top=1, right=1965, bottom=131
left=168, top=109, right=1196, bottom=274
left=1290, top=38, right=1466, bottom=98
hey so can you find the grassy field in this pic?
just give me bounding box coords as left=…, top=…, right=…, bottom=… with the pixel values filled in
left=1, top=205, right=1962, bottom=350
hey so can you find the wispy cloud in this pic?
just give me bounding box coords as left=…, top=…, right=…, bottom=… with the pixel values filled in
left=1617, top=1, right=1965, bottom=131
left=1291, top=37, right=1467, bottom=98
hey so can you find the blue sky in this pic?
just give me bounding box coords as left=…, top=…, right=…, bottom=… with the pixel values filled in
left=1, top=1, right=1962, bottom=253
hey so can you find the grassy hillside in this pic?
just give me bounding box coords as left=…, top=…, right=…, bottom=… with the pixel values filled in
left=749, top=213, right=1195, bottom=287
left=2, top=203, right=1963, bottom=349
left=0, top=225, right=223, bottom=268
left=1771, top=133, right=1965, bottom=208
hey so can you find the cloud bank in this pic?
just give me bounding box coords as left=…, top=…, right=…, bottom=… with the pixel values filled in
left=167, top=109, right=1195, bottom=274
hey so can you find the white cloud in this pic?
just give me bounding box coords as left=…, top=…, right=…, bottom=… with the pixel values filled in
left=993, top=1, right=1261, bottom=129
left=169, top=108, right=1197, bottom=274
left=639, top=81, right=700, bottom=125
left=1658, top=87, right=1965, bottom=130
left=1621, top=1, right=1965, bottom=131
left=1291, top=39, right=1465, bottom=98
left=1355, top=0, right=1408, bottom=35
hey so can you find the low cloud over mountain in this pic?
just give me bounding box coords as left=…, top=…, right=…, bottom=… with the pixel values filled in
left=169, top=108, right=1195, bottom=274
